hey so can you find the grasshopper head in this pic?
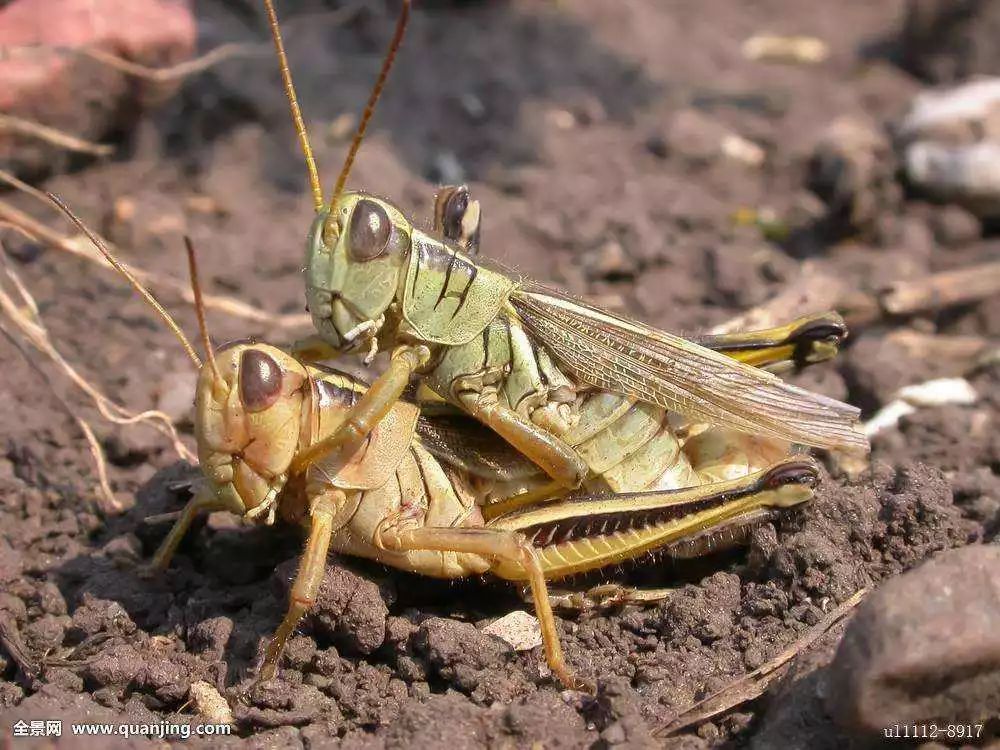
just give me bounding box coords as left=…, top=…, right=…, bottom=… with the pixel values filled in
left=195, top=342, right=308, bottom=519
left=306, top=192, right=413, bottom=353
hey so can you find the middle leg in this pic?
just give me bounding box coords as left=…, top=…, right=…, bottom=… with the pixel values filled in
left=258, top=489, right=346, bottom=683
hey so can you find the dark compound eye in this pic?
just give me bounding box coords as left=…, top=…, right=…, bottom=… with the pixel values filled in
left=239, top=349, right=283, bottom=412
left=762, top=461, right=818, bottom=490
left=441, top=186, right=469, bottom=241
left=348, top=198, right=391, bottom=261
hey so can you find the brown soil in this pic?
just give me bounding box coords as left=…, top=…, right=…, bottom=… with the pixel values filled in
left=1, top=1, right=997, bottom=748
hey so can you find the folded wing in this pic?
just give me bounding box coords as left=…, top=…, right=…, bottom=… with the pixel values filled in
left=510, top=284, right=868, bottom=453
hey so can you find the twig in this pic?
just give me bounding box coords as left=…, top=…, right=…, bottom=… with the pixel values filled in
left=653, top=588, right=867, bottom=737
left=43, top=632, right=112, bottom=669
left=712, top=261, right=1000, bottom=335
left=0, top=42, right=264, bottom=83
left=879, top=261, right=1000, bottom=316
left=0, top=114, right=114, bottom=156
left=886, top=329, right=995, bottom=375
left=710, top=263, right=852, bottom=333
left=0, top=178, right=310, bottom=329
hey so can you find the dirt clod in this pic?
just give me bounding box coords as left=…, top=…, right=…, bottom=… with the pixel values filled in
left=274, top=559, right=395, bottom=656
left=1, top=1, right=997, bottom=747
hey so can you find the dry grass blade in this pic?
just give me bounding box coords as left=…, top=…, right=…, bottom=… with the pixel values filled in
left=0, top=173, right=310, bottom=329
left=0, top=42, right=264, bottom=83
left=653, top=588, right=867, bottom=737
left=0, top=245, right=195, bottom=467
left=0, top=4, right=367, bottom=83
left=0, top=612, right=39, bottom=680
left=0, top=319, right=120, bottom=512
left=0, top=114, right=114, bottom=156
left=75, top=43, right=263, bottom=83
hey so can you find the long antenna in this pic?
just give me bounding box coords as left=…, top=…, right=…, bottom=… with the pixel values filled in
left=183, top=237, right=223, bottom=386
left=47, top=193, right=203, bottom=368
left=330, top=0, right=411, bottom=206
left=263, top=0, right=325, bottom=212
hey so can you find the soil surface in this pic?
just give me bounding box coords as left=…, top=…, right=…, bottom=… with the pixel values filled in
left=1, top=1, right=998, bottom=748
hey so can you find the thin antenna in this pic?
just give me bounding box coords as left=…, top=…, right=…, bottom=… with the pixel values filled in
left=330, top=0, right=411, bottom=206
left=183, top=237, right=223, bottom=386
left=263, top=0, right=325, bottom=212
left=47, top=193, right=203, bottom=368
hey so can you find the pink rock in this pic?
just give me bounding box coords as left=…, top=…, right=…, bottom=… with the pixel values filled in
left=0, top=0, right=196, bottom=174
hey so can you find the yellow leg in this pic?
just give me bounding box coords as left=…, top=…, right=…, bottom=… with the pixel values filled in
left=258, top=490, right=344, bottom=683
left=488, top=459, right=819, bottom=581
left=377, top=524, right=592, bottom=692
left=693, top=312, right=847, bottom=372
left=480, top=480, right=568, bottom=522
left=458, top=392, right=588, bottom=489
left=289, top=344, right=430, bottom=475
left=148, top=487, right=232, bottom=571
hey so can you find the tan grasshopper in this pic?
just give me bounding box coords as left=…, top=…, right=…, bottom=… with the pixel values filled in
left=259, top=0, right=868, bottom=508
left=40, top=196, right=821, bottom=692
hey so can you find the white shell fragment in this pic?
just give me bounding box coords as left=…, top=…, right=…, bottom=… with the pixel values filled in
left=899, top=78, right=1000, bottom=216
left=188, top=680, right=234, bottom=726
left=896, top=377, right=979, bottom=407
left=905, top=141, right=1000, bottom=210
left=863, top=378, right=978, bottom=437
left=863, top=401, right=917, bottom=439
left=899, top=79, right=1000, bottom=141
left=721, top=134, right=766, bottom=167
left=482, top=610, right=543, bottom=652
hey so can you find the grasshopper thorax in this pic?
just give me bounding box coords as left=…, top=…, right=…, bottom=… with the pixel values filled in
left=305, top=192, right=413, bottom=352
left=195, top=342, right=308, bottom=520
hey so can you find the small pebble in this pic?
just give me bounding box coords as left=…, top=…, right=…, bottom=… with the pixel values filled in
left=189, top=680, right=234, bottom=726
left=743, top=34, right=829, bottom=64
left=482, top=611, right=543, bottom=652
left=930, top=205, right=981, bottom=247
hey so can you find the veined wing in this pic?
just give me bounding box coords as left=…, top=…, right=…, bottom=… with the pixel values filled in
left=509, top=282, right=868, bottom=453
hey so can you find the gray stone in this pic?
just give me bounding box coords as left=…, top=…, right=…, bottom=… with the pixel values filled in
left=826, top=544, right=1000, bottom=734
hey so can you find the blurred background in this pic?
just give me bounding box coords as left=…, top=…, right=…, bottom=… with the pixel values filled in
left=0, top=1, right=997, bottom=746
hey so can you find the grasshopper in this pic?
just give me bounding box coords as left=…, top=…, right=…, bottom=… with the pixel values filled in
left=43, top=197, right=821, bottom=691
left=259, top=0, right=868, bottom=502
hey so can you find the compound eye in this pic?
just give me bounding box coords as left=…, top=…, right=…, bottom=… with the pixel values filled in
left=348, top=198, right=391, bottom=261
left=441, top=186, right=469, bottom=241
left=762, top=461, right=818, bottom=489
left=239, top=349, right=283, bottom=412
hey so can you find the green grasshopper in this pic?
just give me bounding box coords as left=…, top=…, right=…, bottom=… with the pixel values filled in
left=264, top=1, right=868, bottom=502
left=36, top=198, right=821, bottom=692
